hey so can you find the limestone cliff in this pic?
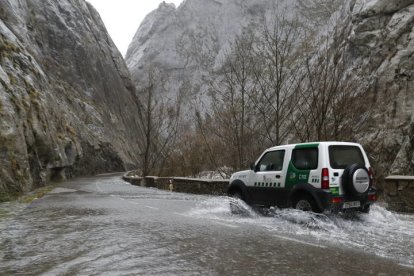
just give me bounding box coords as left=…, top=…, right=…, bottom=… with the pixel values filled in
left=347, top=0, right=414, bottom=177
left=125, top=0, right=282, bottom=103
left=0, top=0, right=141, bottom=199
left=346, top=0, right=414, bottom=210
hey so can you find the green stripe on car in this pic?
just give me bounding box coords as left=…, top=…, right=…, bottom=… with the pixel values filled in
left=285, top=161, right=311, bottom=188
left=330, top=187, right=340, bottom=196
left=294, top=143, right=319, bottom=149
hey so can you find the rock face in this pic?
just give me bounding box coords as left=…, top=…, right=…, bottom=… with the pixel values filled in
left=125, top=0, right=283, bottom=99
left=348, top=0, right=414, bottom=210
left=0, top=0, right=141, bottom=199
left=348, top=0, right=414, bottom=174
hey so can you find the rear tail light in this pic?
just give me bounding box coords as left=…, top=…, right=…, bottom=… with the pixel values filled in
left=321, top=168, right=329, bottom=189
left=368, top=194, right=377, bottom=202
left=332, top=197, right=343, bottom=204
left=368, top=167, right=374, bottom=187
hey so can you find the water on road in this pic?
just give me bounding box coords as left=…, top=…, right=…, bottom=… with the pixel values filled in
left=0, top=175, right=413, bottom=275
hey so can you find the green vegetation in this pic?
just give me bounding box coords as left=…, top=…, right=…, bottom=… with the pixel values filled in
left=10, top=156, right=19, bottom=175
left=9, top=93, right=22, bottom=114
left=7, top=73, right=17, bottom=86
left=57, top=132, right=66, bottom=141
left=22, top=95, right=30, bottom=109
left=0, top=192, right=13, bottom=203
left=0, top=35, right=19, bottom=61
left=0, top=7, right=8, bottom=21
left=65, top=123, right=77, bottom=137
left=0, top=78, right=12, bottom=94
left=25, top=82, right=45, bottom=116
left=28, top=87, right=40, bottom=99
left=18, top=186, right=55, bottom=204
left=0, top=186, right=56, bottom=204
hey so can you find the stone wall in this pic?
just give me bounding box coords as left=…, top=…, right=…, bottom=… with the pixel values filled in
left=123, top=172, right=414, bottom=213
left=384, top=179, right=414, bottom=213
left=122, top=173, right=229, bottom=196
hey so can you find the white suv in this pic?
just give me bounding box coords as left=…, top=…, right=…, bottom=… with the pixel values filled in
left=228, top=142, right=377, bottom=213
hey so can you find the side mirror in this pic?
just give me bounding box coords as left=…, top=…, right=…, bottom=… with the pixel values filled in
left=250, top=162, right=256, bottom=171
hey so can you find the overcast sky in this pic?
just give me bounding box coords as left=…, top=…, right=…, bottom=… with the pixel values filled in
left=87, top=0, right=183, bottom=57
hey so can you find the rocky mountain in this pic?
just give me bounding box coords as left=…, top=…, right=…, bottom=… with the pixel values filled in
left=0, top=0, right=141, bottom=200
left=347, top=0, right=414, bottom=210
left=347, top=0, right=414, bottom=175
left=126, top=0, right=285, bottom=105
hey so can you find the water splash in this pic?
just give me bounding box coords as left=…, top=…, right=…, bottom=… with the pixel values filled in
left=187, top=197, right=258, bottom=218
left=187, top=198, right=414, bottom=265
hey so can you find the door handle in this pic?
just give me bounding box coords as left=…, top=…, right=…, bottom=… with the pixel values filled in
left=276, top=175, right=281, bottom=179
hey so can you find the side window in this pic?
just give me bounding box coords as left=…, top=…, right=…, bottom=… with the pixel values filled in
left=292, top=148, right=318, bottom=170
left=256, top=150, right=285, bottom=172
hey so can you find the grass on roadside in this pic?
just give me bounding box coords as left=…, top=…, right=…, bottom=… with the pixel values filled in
left=17, top=186, right=57, bottom=204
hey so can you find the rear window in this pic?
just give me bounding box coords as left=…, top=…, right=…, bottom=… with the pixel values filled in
left=329, top=146, right=365, bottom=169
left=292, top=148, right=318, bottom=170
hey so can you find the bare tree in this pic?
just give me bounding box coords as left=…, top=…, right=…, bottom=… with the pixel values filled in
left=200, top=31, right=260, bottom=170
left=292, top=32, right=341, bottom=141
left=296, top=0, right=343, bottom=29
left=292, top=20, right=371, bottom=142
left=251, top=14, right=302, bottom=145
left=137, top=66, right=181, bottom=176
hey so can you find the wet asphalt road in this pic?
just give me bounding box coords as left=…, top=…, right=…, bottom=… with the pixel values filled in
left=0, top=174, right=413, bottom=275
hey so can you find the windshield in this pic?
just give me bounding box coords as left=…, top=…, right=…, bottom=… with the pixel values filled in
left=329, top=146, right=365, bottom=169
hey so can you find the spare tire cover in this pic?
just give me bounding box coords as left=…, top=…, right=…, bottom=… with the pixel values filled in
left=342, top=164, right=370, bottom=197
left=353, top=168, right=370, bottom=193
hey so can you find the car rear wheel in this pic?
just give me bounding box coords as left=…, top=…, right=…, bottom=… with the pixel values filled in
left=360, top=204, right=370, bottom=214
left=293, top=195, right=319, bottom=213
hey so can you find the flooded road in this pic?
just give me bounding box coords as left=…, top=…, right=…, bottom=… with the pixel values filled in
left=1, top=174, right=413, bottom=275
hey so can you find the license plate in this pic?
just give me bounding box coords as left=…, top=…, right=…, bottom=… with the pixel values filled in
left=343, top=201, right=360, bottom=209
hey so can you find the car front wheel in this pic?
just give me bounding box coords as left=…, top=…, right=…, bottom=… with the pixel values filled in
left=229, top=190, right=250, bottom=216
